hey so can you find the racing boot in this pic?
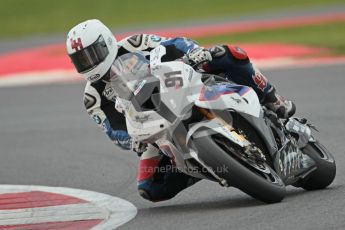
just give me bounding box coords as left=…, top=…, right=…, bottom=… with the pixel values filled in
left=263, top=87, right=296, bottom=118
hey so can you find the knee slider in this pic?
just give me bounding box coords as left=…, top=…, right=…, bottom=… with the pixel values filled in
left=138, top=188, right=173, bottom=202
left=138, top=189, right=153, bottom=201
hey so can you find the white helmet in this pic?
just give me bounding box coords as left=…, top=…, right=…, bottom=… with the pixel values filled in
left=66, top=19, right=118, bottom=82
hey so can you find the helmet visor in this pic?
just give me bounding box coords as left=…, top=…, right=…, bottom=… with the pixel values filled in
left=69, top=35, right=109, bottom=73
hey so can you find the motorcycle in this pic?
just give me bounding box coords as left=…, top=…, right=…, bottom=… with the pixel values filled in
left=108, top=45, right=336, bottom=203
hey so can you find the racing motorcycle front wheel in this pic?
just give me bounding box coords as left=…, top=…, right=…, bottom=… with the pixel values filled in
left=193, top=134, right=286, bottom=204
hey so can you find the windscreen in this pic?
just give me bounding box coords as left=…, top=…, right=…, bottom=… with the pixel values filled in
left=108, top=52, right=152, bottom=101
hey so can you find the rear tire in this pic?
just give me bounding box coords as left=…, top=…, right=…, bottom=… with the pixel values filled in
left=193, top=135, right=286, bottom=203
left=300, top=140, right=336, bottom=190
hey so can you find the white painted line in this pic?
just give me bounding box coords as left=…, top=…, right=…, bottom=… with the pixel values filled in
left=0, top=70, right=82, bottom=87
left=0, top=203, right=107, bottom=225
left=0, top=185, right=137, bottom=230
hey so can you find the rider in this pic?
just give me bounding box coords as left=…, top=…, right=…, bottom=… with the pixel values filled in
left=66, top=19, right=295, bottom=202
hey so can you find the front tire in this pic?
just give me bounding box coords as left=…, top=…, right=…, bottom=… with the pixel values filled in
left=193, top=135, right=286, bottom=203
left=300, top=140, right=336, bottom=190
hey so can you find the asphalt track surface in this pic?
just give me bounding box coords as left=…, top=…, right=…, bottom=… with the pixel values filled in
left=0, top=64, right=344, bottom=230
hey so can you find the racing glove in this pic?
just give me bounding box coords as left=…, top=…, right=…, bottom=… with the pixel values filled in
left=110, top=130, right=132, bottom=150
left=187, top=47, right=212, bottom=66
left=103, top=119, right=132, bottom=150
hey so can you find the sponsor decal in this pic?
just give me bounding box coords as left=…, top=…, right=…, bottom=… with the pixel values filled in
left=70, top=38, right=83, bottom=51
left=134, top=114, right=150, bottom=123
left=88, top=74, right=101, bottom=81
left=253, top=71, right=268, bottom=91
left=134, top=79, right=147, bottom=95
left=92, top=115, right=102, bottom=124
left=102, top=89, right=116, bottom=102
left=84, top=93, right=96, bottom=109
left=151, top=35, right=162, bottom=42
left=103, top=86, right=115, bottom=98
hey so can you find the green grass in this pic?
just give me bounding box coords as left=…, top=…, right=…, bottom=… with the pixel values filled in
left=197, top=21, right=345, bottom=55
left=1, top=0, right=345, bottom=38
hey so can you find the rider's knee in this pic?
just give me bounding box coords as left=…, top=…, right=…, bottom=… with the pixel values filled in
left=137, top=179, right=176, bottom=202
left=138, top=189, right=154, bottom=201
left=137, top=188, right=175, bottom=203
left=137, top=180, right=158, bottom=202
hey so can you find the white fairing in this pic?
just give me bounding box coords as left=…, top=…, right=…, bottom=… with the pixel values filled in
left=116, top=98, right=169, bottom=142
left=124, top=45, right=262, bottom=143
left=150, top=45, right=261, bottom=118
left=150, top=47, right=204, bottom=118
left=120, top=46, right=263, bottom=178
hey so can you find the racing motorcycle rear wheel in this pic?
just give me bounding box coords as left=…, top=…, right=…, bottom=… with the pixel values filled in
left=193, top=134, right=286, bottom=204
left=299, top=140, right=336, bottom=190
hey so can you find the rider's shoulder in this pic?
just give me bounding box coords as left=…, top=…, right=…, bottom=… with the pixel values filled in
left=118, top=34, right=167, bottom=52
left=226, top=45, right=249, bottom=61
left=84, top=80, right=105, bottom=96
left=118, top=34, right=144, bottom=49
